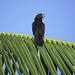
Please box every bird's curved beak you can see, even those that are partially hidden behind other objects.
[42,14,45,17]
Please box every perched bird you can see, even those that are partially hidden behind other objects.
[32,13,45,47]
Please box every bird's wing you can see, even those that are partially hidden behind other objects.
[32,22,36,35]
[43,23,45,37]
[33,22,45,37]
[41,23,45,37]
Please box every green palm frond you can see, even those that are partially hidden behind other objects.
[0,32,75,75]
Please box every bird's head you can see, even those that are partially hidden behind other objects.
[35,13,45,21]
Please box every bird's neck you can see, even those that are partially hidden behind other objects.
[35,18,42,22]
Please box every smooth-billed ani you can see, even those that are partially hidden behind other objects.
[32,13,45,47]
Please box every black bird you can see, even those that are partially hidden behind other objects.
[32,13,45,47]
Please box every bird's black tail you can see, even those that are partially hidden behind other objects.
[35,33,44,47]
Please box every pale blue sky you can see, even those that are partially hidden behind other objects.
[0,0,75,42]
[0,0,75,75]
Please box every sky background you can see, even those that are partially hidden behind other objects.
[0,0,75,42]
[0,0,75,75]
